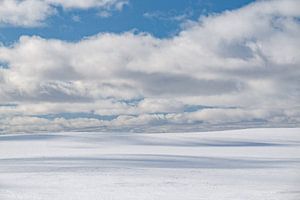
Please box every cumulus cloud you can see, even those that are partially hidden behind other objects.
[0,0,300,133]
[0,0,53,27]
[0,0,128,27]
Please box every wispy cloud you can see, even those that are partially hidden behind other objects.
[0,0,128,27]
[143,9,194,22]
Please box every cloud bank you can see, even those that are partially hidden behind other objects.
[0,0,300,133]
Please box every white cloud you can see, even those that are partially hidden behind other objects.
[0,0,128,27]
[98,10,112,18]
[46,0,128,10]
[0,0,54,27]
[45,0,128,10]
[143,9,193,22]
[0,0,300,133]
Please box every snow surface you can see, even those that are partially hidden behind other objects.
[0,128,300,200]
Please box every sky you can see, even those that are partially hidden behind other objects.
[0,0,299,133]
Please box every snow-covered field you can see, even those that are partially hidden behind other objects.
[0,128,300,200]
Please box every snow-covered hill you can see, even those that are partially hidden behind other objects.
[1,128,300,200]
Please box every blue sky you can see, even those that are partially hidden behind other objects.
[0,0,299,133]
[1,0,255,44]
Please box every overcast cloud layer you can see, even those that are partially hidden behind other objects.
[0,0,300,133]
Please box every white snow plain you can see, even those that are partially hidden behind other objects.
[0,128,300,200]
